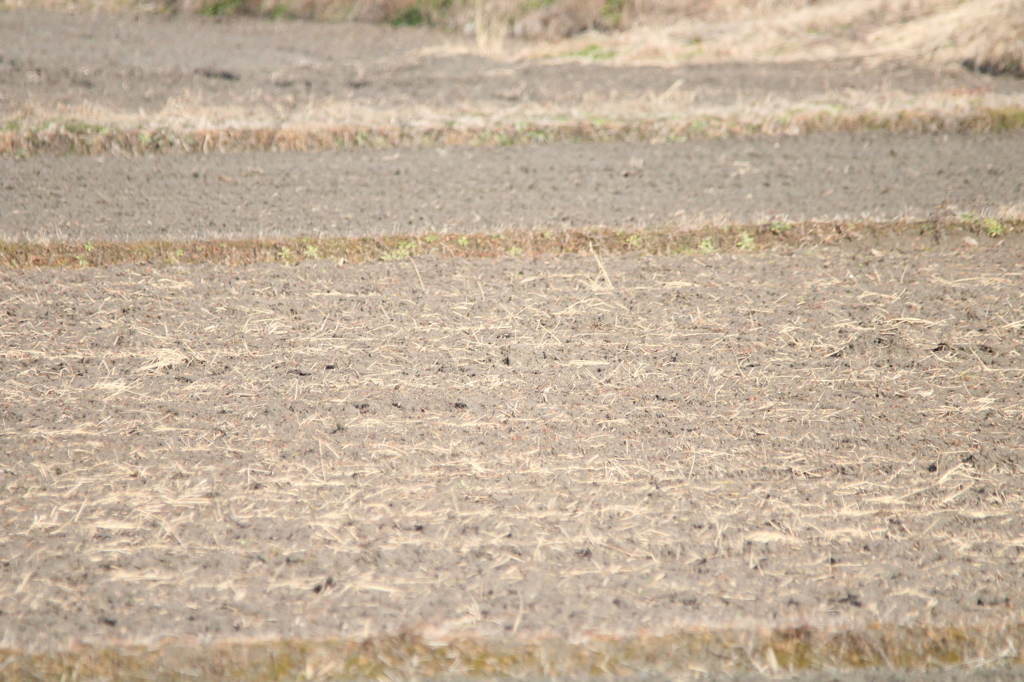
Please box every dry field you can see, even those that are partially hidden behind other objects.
[3,224,1024,679]
[2,2,1024,681]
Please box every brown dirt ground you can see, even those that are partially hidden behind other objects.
[3,235,1024,651]
[3,8,1024,681]
[3,131,1024,242]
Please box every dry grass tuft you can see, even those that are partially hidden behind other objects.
[522,0,1024,72]
[959,0,1024,77]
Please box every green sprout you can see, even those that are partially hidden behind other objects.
[982,218,1005,238]
[569,45,615,60]
[381,240,415,261]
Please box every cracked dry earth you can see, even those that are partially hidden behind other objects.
[2,235,1023,651]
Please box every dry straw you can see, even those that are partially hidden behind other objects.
[3,225,1024,673]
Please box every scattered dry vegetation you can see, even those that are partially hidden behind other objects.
[549,0,1024,73]
[4,102,1024,157]
[2,0,1023,676]
[3,0,1022,156]
[3,0,1021,74]
[2,626,1023,680]
[3,226,1024,675]
[1,218,1020,268]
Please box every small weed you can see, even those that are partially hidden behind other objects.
[391,6,424,26]
[456,236,471,248]
[736,231,755,250]
[303,244,321,259]
[381,240,415,261]
[982,218,1005,238]
[423,234,440,243]
[698,237,716,254]
[174,248,184,260]
[542,230,554,240]
[989,108,1024,130]
[198,0,245,16]
[568,45,615,60]
[770,221,793,235]
[84,242,95,252]
[626,234,642,249]
[62,120,101,135]
[277,246,295,262]
[600,0,627,27]
[507,245,524,257]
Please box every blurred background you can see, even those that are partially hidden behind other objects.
[2,0,1022,75]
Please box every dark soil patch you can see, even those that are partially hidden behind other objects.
[3,131,1024,242]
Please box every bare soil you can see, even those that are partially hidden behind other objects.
[2,8,1024,681]
[3,132,1024,242]
[3,238,1024,651]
